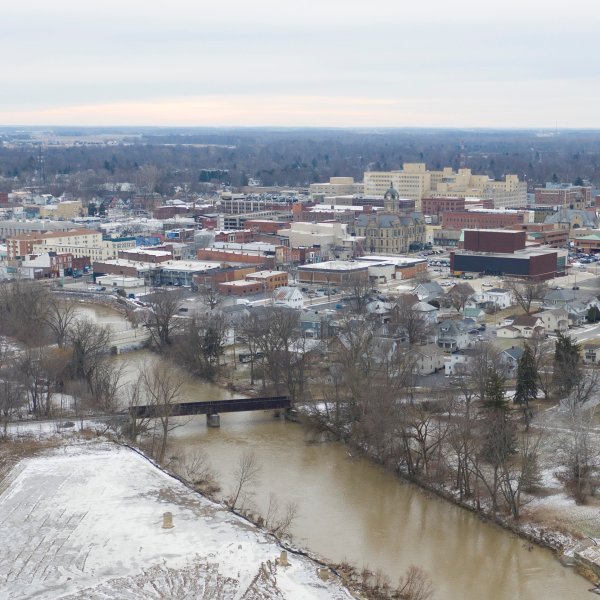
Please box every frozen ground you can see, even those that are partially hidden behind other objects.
[0,441,354,599]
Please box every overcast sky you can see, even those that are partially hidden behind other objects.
[2,0,599,128]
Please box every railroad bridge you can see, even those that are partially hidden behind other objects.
[129,395,291,427]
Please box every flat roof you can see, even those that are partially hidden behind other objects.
[299,260,368,272]
[161,260,221,272]
[220,280,260,287]
[355,255,427,267]
[95,259,158,270]
[122,249,171,257]
[453,247,559,260]
[246,270,286,278]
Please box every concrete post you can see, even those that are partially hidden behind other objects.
[206,413,220,428]
[162,512,174,529]
[318,567,330,581]
[279,550,289,566]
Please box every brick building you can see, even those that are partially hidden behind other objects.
[218,280,264,296]
[451,247,561,280]
[245,270,288,291]
[463,229,526,253]
[442,210,525,230]
[118,248,173,263]
[534,185,592,208]
[421,197,465,217]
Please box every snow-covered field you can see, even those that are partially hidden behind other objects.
[0,441,354,599]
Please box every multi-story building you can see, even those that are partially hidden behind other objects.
[31,229,104,262]
[450,247,564,280]
[277,222,362,260]
[245,270,288,291]
[364,163,432,205]
[354,184,425,254]
[421,196,465,218]
[442,209,529,230]
[309,177,364,200]
[534,183,592,208]
[13,229,136,262]
[355,212,425,254]
[39,200,83,219]
[364,163,527,209]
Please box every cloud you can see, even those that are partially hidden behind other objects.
[2,0,600,127]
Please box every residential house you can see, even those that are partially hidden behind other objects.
[510,315,545,339]
[273,286,305,309]
[413,281,444,303]
[583,345,600,364]
[496,325,521,339]
[536,308,569,333]
[469,288,513,311]
[299,309,334,339]
[543,288,577,307]
[562,301,592,327]
[436,319,471,352]
[414,344,445,375]
[501,346,524,377]
[444,348,479,376]
[412,301,439,325]
[463,306,486,321]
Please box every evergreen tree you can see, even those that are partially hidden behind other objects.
[587,305,600,323]
[514,343,537,430]
[553,333,581,397]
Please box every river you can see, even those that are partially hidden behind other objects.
[85,304,589,599]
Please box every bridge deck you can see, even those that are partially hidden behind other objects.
[130,396,290,419]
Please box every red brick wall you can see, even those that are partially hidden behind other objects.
[529,252,558,280]
[196,248,273,268]
[421,197,465,216]
[464,230,526,253]
[443,211,524,229]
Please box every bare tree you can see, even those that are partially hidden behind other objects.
[555,372,600,503]
[389,294,433,345]
[144,290,183,348]
[197,282,222,312]
[447,282,474,312]
[139,361,185,463]
[229,450,261,511]
[263,493,298,537]
[18,346,68,416]
[395,565,434,600]
[0,279,49,345]
[529,337,555,401]
[0,353,25,437]
[343,273,372,314]
[498,430,543,518]
[173,314,227,380]
[43,296,77,347]
[67,318,110,385]
[88,359,127,412]
[174,449,220,496]
[504,279,547,315]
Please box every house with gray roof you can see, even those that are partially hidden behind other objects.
[436,319,471,352]
[502,346,524,377]
[413,281,444,303]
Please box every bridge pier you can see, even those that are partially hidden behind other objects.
[206,413,220,428]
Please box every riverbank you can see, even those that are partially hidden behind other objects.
[0,436,357,600]
[299,410,599,586]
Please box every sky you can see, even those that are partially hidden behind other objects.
[2,0,599,128]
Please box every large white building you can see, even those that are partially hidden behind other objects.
[30,229,136,262]
[308,177,364,199]
[277,221,361,259]
[363,163,527,209]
